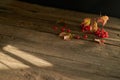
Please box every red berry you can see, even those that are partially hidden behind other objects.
[66,29,71,33]
[83,34,88,39]
[53,26,58,31]
[85,26,91,31]
[101,29,105,33]
[101,34,105,38]
[81,26,91,32]
[74,35,80,39]
[95,28,101,35]
[98,34,101,37]
[104,31,108,35]
[82,29,85,32]
[95,28,109,38]
[101,40,105,43]
[61,27,66,32]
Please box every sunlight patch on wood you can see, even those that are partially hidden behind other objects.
[0,63,10,70]
[0,52,29,70]
[3,45,53,67]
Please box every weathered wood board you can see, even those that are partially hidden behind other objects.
[0,1,120,80]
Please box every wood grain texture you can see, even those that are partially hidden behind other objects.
[0,1,120,80]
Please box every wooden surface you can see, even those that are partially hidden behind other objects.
[0,1,120,80]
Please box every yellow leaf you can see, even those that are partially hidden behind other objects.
[91,21,98,32]
[97,16,109,26]
[81,18,91,26]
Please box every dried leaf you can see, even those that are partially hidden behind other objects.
[59,32,66,37]
[94,39,105,44]
[59,32,72,40]
[81,18,91,26]
[63,35,71,40]
[94,39,101,43]
[97,16,109,26]
[90,21,98,32]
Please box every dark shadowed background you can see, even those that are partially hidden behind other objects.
[19,0,120,18]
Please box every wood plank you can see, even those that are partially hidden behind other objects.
[0,0,120,80]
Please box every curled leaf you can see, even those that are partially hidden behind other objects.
[63,35,71,40]
[90,21,98,32]
[59,32,72,40]
[97,16,109,26]
[81,18,91,26]
[59,32,66,37]
[94,39,105,44]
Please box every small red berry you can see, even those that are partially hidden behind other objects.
[61,27,66,32]
[83,34,88,39]
[101,34,105,38]
[82,29,85,32]
[66,29,71,33]
[74,35,80,39]
[53,26,58,31]
[84,26,91,31]
[101,39,105,43]
[101,29,105,33]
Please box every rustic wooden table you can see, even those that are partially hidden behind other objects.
[0,1,120,80]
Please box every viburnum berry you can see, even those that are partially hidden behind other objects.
[83,34,88,39]
[66,29,71,33]
[101,39,105,43]
[81,26,91,32]
[53,26,58,31]
[82,29,85,32]
[85,26,91,31]
[61,27,66,32]
[95,28,109,38]
[74,35,80,39]
[101,29,105,32]
[95,28,101,35]
[101,31,109,38]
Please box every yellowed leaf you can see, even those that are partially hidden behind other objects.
[90,21,98,32]
[81,18,91,26]
[97,16,109,26]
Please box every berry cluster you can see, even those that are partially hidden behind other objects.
[52,16,109,44]
[53,24,89,40]
[81,25,91,32]
[95,28,109,38]
[53,25,71,33]
[80,16,109,39]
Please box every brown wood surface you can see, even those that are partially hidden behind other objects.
[0,1,120,80]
